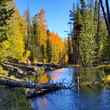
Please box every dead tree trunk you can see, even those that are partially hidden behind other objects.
[99,0,110,36]
[105,0,110,24]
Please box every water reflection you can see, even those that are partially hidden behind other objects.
[78,88,110,110]
[32,89,78,110]
[32,68,110,110]
[79,67,105,84]
[48,68,74,86]
[32,87,110,110]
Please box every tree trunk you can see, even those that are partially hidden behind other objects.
[105,0,110,25]
[99,0,110,36]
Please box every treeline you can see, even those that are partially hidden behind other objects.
[66,0,110,67]
[30,9,65,64]
[0,0,65,64]
[2,0,110,67]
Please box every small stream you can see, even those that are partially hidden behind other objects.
[31,68,110,110]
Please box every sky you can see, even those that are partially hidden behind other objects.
[15,0,74,38]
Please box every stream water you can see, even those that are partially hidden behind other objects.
[31,68,110,110]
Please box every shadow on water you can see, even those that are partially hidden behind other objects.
[31,67,110,110]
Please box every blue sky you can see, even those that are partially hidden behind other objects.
[15,0,75,38]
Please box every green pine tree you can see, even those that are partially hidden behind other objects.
[0,0,14,42]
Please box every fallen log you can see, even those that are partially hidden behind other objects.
[3,61,34,70]
[26,86,61,98]
[1,62,37,76]
[4,61,64,69]
[0,78,63,90]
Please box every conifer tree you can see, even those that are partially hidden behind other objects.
[0,0,14,42]
[32,9,47,63]
[46,30,52,63]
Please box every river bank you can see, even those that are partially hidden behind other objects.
[0,66,110,110]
